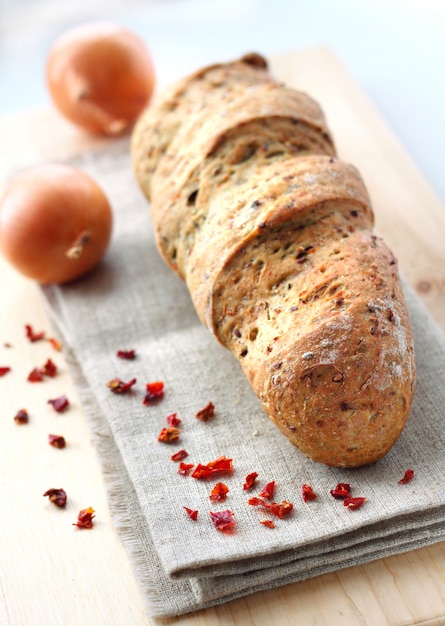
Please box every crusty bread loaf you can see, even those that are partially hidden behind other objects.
[131,53,416,468]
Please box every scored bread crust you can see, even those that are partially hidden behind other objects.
[131,53,416,468]
[132,53,274,201]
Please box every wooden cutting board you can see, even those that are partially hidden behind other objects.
[0,46,444,626]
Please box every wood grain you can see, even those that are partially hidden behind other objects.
[0,47,444,626]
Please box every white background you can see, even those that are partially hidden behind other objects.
[1,0,444,205]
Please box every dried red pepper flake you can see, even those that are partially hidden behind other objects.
[158,426,180,443]
[210,482,229,502]
[191,455,233,480]
[166,412,181,427]
[398,469,415,484]
[0,366,11,377]
[249,497,271,506]
[48,395,69,413]
[344,497,366,510]
[14,408,29,424]
[28,367,44,382]
[178,462,194,475]
[195,401,215,422]
[248,497,294,518]
[106,377,137,394]
[116,349,136,360]
[27,359,58,382]
[171,449,189,462]
[209,509,236,532]
[243,472,259,490]
[48,434,66,448]
[260,519,275,529]
[43,487,67,508]
[48,337,62,351]
[143,381,164,404]
[73,507,95,529]
[259,480,276,499]
[302,483,317,502]
[40,358,57,377]
[184,507,198,521]
[25,324,45,342]
[330,482,352,499]
[266,501,294,519]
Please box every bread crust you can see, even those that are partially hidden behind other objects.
[131,54,416,467]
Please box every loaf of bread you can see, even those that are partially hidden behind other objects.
[131,53,416,468]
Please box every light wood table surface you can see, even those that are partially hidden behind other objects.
[1,47,445,626]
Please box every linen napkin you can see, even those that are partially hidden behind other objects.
[43,139,445,618]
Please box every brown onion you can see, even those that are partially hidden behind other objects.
[46,22,155,135]
[0,163,113,284]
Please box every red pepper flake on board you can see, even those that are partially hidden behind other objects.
[27,359,58,382]
[48,395,69,413]
[330,483,352,499]
[184,507,198,521]
[48,337,62,351]
[195,401,215,422]
[40,358,57,378]
[248,497,294,519]
[158,427,180,443]
[178,462,194,475]
[73,507,95,529]
[243,472,259,490]
[210,482,229,502]
[0,366,11,377]
[191,455,233,480]
[106,377,137,394]
[171,449,189,462]
[302,483,317,502]
[43,488,67,508]
[25,324,45,342]
[28,367,44,382]
[209,509,236,532]
[143,381,164,404]
[116,349,136,360]
[14,408,29,424]
[166,413,181,427]
[259,480,276,499]
[344,497,366,510]
[260,520,275,529]
[48,434,66,448]
[398,469,415,484]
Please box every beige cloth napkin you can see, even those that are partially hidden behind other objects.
[43,140,445,618]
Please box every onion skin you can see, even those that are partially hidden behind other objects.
[0,163,113,284]
[46,22,155,135]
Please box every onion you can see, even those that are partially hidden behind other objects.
[46,22,155,135]
[0,163,113,284]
